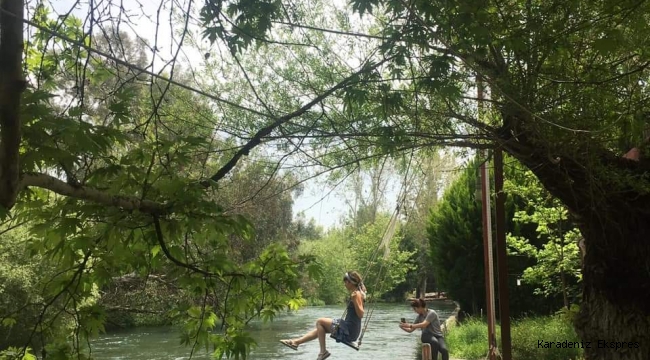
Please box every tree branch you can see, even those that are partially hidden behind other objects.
[2,9,269,118]
[206,57,392,185]
[153,214,216,277]
[0,0,25,210]
[539,60,650,85]
[20,172,169,214]
[272,20,388,40]
[152,214,277,281]
[103,306,164,314]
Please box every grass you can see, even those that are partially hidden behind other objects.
[445,312,584,360]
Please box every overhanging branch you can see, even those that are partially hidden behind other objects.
[20,172,169,214]
[153,214,215,277]
[151,214,280,282]
[206,56,393,185]
[0,7,269,118]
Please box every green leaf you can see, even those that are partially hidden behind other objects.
[1,318,17,328]
[151,244,161,258]
[593,37,616,55]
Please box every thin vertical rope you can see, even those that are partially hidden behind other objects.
[333,151,415,348]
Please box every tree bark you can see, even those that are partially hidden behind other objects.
[20,172,168,214]
[503,137,650,359]
[578,236,586,265]
[572,204,650,360]
[0,0,25,210]
[575,283,650,360]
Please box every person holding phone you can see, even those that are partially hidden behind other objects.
[399,298,449,360]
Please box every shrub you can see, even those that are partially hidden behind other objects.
[445,317,494,360]
[511,315,583,360]
[445,314,584,360]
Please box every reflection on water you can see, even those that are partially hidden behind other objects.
[91,301,456,360]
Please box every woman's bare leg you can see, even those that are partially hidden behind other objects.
[291,318,332,348]
[292,328,317,345]
[316,318,333,354]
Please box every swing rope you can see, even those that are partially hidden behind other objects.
[357,202,401,345]
[333,151,416,350]
[332,201,403,350]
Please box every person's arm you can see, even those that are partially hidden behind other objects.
[351,291,365,318]
[399,315,424,333]
[409,319,431,330]
[409,313,432,330]
[399,322,415,333]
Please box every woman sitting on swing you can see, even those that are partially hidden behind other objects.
[280,271,366,360]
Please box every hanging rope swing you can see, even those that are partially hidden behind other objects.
[330,201,402,351]
[330,153,416,351]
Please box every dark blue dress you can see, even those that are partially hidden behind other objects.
[331,297,363,343]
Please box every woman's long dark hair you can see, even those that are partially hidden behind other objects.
[410,298,427,309]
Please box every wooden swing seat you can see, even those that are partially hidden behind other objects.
[329,334,360,351]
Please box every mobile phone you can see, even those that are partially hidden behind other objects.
[401,318,406,323]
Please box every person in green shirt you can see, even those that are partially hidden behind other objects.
[399,298,449,360]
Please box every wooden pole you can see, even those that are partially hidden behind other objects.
[422,343,431,360]
[480,153,497,360]
[477,75,497,360]
[494,148,512,360]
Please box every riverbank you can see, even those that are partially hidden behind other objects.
[444,311,584,360]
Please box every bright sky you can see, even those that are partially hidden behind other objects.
[294,169,403,229]
[36,0,447,229]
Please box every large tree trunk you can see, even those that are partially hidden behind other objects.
[575,287,650,360]
[0,0,25,210]
[573,204,650,360]
[505,139,650,359]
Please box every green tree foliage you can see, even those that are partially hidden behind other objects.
[428,161,485,314]
[300,213,415,304]
[0,348,37,360]
[397,150,459,298]
[506,169,582,308]
[0,225,54,354]
[0,6,321,358]
[4,0,650,356]
[299,231,353,305]
[349,214,416,298]
[98,160,303,330]
[428,157,571,316]
[292,213,323,242]
[212,161,301,261]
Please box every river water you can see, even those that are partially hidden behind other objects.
[90,301,456,360]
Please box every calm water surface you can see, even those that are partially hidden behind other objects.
[91,301,456,360]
